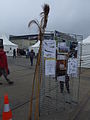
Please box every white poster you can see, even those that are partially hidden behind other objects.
[43,40,56,58]
[58,42,66,48]
[67,58,78,77]
[45,59,56,76]
[57,54,67,60]
[57,75,65,82]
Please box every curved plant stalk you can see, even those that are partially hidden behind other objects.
[28,4,50,120]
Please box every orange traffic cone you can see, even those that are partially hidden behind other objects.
[2,94,12,120]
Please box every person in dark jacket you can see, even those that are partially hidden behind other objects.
[13,49,16,59]
[0,45,14,85]
[29,49,35,66]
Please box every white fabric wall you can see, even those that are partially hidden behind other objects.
[81,43,90,68]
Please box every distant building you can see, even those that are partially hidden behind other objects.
[9,34,38,49]
[9,31,76,49]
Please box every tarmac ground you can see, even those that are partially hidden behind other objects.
[0,56,90,120]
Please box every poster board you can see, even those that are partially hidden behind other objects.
[45,59,56,76]
[43,40,56,76]
[56,53,67,82]
[43,40,56,59]
[56,40,79,81]
[67,58,78,77]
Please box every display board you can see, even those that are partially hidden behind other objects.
[43,40,56,76]
[39,34,83,117]
[56,40,78,93]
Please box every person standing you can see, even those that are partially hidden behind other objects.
[26,49,29,58]
[29,49,35,66]
[0,39,14,85]
[13,49,16,59]
[59,74,70,93]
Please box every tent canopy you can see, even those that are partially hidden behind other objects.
[29,40,40,56]
[31,40,40,48]
[83,36,90,44]
[82,36,90,68]
[0,35,18,56]
[0,35,18,46]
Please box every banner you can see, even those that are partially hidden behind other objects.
[43,40,56,76]
[67,58,78,77]
[45,59,56,76]
[43,40,56,58]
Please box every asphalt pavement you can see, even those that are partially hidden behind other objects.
[0,56,90,120]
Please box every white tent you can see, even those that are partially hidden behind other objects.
[0,35,18,56]
[29,40,40,56]
[81,36,90,68]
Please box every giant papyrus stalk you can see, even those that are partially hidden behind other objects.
[28,4,50,120]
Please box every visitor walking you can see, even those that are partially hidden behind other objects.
[0,39,14,85]
[13,49,16,59]
[29,49,35,66]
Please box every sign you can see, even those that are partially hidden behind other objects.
[57,54,67,60]
[43,40,56,76]
[67,58,78,77]
[57,75,65,82]
[45,59,56,76]
[43,40,56,58]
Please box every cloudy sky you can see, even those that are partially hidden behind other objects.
[0,0,90,38]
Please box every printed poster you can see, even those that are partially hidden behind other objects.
[43,40,56,58]
[45,59,56,76]
[67,58,78,77]
[57,75,65,82]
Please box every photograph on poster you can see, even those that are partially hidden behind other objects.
[58,42,69,53]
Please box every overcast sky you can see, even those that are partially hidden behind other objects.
[0,0,90,38]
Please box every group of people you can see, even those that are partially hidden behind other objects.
[0,45,35,85]
[0,37,70,94]
[13,47,35,66]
